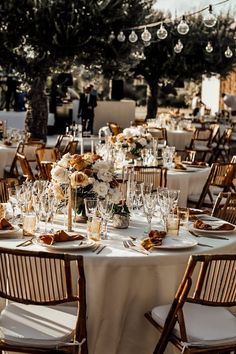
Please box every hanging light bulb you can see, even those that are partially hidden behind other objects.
[108,31,115,42]
[117,31,126,42]
[225,46,233,58]
[129,30,138,43]
[156,23,168,40]
[203,5,217,28]
[174,39,183,53]
[177,16,189,35]
[141,27,152,42]
[205,41,213,53]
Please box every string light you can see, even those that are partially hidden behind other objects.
[108,31,115,42]
[117,31,126,42]
[205,41,213,53]
[128,30,138,43]
[224,46,233,58]
[203,5,217,28]
[177,16,189,35]
[141,27,152,42]
[174,40,183,53]
[156,23,168,40]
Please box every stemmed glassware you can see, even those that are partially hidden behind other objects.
[142,191,157,234]
[84,198,98,221]
[97,197,114,239]
[157,188,180,230]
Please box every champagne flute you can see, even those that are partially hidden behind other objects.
[97,198,114,240]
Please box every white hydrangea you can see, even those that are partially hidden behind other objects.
[93,180,109,197]
[108,188,122,204]
[138,137,147,147]
[97,170,113,183]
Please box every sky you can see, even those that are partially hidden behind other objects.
[153,0,233,16]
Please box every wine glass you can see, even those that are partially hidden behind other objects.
[97,198,114,240]
[84,198,98,221]
[142,192,157,234]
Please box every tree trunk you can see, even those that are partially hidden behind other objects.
[25,76,48,142]
[146,82,158,119]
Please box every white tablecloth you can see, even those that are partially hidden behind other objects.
[0,144,16,177]
[167,167,210,207]
[0,214,235,354]
[167,130,193,151]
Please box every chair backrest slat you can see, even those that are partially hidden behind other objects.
[0,248,81,305]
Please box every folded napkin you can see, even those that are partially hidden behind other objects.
[175,163,187,170]
[141,230,166,250]
[0,218,13,230]
[193,219,234,231]
[39,230,85,245]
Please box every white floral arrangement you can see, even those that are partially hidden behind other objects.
[50,152,122,203]
[109,127,153,159]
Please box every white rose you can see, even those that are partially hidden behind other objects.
[93,159,112,172]
[58,153,71,168]
[108,188,122,204]
[97,170,113,182]
[93,181,109,197]
[51,165,69,184]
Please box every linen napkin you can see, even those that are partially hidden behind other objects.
[193,219,235,231]
[0,218,13,230]
[39,230,85,245]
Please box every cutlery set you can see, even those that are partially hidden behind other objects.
[123,240,149,255]
[92,244,106,254]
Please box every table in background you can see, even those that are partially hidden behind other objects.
[0,143,16,177]
[0,214,235,354]
[167,167,210,207]
[166,129,193,151]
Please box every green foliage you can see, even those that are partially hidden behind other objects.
[112,201,130,215]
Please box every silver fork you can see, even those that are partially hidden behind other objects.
[123,240,149,255]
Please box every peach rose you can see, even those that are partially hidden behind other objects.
[70,171,90,188]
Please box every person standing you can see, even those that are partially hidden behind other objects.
[78,85,97,134]
[191,92,201,117]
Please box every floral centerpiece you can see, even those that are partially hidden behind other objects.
[50,152,122,228]
[109,126,153,160]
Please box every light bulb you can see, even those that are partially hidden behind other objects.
[129,30,138,43]
[225,46,233,58]
[177,16,189,35]
[108,31,115,42]
[203,5,217,28]
[156,23,168,40]
[174,39,183,53]
[205,41,213,53]
[141,27,152,42]
[117,31,126,42]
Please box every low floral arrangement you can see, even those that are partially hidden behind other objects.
[109,127,153,159]
[50,152,122,204]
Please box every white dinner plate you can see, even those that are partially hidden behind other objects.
[191,222,235,234]
[0,225,20,235]
[34,238,95,250]
[153,237,198,250]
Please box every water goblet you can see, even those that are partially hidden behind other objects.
[142,192,157,234]
[84,198,98,221]
[97,198,114,240]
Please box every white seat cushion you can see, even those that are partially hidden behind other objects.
[151,302,236,347]
[0,303,77,348]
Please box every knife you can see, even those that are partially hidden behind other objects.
[129,245,150,255]
[188,230,229,240]
[197,242,213,248]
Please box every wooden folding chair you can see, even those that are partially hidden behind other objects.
[55,134,74,155]
[186,127,213,161]
[212,191,236,225]
[108,122,122,136]
[133,166,167,190]
[210,128,233,163]
[16,152,36,181]
[145,254,236,354]
[36,147,59,179]
[148,127,167,148]
[0,247,88,354]
[188,162,236,209]
[63,140,79,155]
[0,179,9,203]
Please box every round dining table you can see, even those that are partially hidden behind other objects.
[0,213,235,354]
